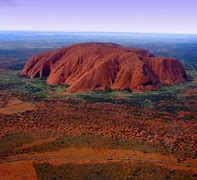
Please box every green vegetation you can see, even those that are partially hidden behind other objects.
[0,71,69,101]
[0,131,56,157]
[34,161,195,180]
[1,32,197,180]
[15,134,177,156]
[0,133,33,156]
[1,69,197,119]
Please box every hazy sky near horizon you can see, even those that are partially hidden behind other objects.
[0,0,196,34]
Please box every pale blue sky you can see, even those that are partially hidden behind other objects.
[0,0,196,34]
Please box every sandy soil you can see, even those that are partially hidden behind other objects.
[0,161,37,180]
[0,96,196,179]
[0,98,36,115]
[0,100,196,156]
[0,147,196,179]
[17,137,55,150]
[7,148,197,174]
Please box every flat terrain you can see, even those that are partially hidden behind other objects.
[0,32,197,179]
[0,68,197,179]
[0,97,36,115]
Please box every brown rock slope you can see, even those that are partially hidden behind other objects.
[20,42,186,93]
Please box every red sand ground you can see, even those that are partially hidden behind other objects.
[0,147,196,179]
[0,97,196,179]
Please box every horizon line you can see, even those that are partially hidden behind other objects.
[0,30,197,36]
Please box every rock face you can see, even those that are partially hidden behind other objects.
[20,42,186,93]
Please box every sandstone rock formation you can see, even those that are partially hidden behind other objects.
[20,42,186,93]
